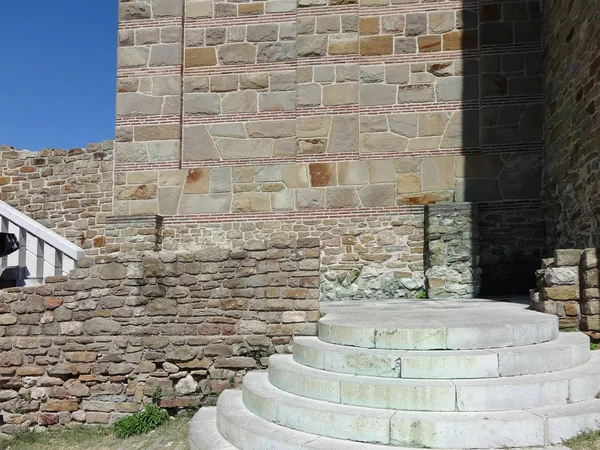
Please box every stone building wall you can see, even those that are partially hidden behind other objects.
[0,143,114,255]
[0,243,318,431]
[111,0,546,295]
[542,0,600,249]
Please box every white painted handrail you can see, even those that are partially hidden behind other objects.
[0,200,85,286]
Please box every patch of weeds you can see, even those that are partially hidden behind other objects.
[591,342,598,351]
[151,387,162,406]
[562,327,580,332]
[562,427,600,449]
[113,387,168,439]
[228,375,236,388]
[245,347,270,364]
[113,403,169,439]
[415,291,427,299]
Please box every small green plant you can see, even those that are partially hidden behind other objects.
[591,342,598,351]
[113,403,169,439]
[245,347,270,363]
[415,291,427,299]
[151,387,162,406]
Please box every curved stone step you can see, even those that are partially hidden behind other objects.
[190,393,581,449]
[269,353,600,411]
[241,371,549,448]
[215,390,426,450]
[318,304,558,350]
[189,407,236,450]
[293,332,590,379]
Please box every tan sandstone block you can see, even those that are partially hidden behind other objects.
[328,36,359,55]
[309,163,337,187]
[183,169,210,194]
[396,173,421,194]
[418,35,441,52]
[283,165,310,188]
[369,160,396,183]
[442,30,478,51]
[239,3,264,15]
[360,36,394,56]
[422,157,454,191]
[185,48,217,67]
[338,161,369,185]
[360,17,380,35]
[418,112,451,137]
[323,83,359,106]
[134,124,180,141]
[326,186,360,208]
[543,286,580,301]
[297,117,331,138]
[232,192,271,212]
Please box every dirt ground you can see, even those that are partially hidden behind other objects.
[0,415,189,450]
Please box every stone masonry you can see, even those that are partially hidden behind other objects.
[0,241,319,431]
[531,249,600,338]
[542,0,600,250]
[0,143,114,255]
[111,0,546,295]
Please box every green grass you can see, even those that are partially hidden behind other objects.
[563,428,600,450]
[0,414,190,450]
[113,403,169,438]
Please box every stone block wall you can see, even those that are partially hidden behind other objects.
[531,249,600,336]
[0,242,318,432]
[0,143,114,255]
[425,203,480,298]
[542,0,600,250]
[110,0,546,295]
[161,212,426,301]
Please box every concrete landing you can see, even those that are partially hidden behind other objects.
[319,300,558,349]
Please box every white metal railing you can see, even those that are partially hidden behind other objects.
[0,201,85,286]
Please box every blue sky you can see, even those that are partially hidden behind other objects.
[0,2,118,151]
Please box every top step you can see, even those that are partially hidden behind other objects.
[318,300,559,350]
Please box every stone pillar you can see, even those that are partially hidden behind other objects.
[530,249,581,329]
[115,0,184,216]
[425,203,481,298]
[580,249,600,337]
[105,215,163,253]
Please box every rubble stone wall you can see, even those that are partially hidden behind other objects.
[542,0,600,249]
[0,143,114,255]
[0,243,319,431]
[531,249,600,337]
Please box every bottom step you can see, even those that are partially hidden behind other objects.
[189,391,578,450]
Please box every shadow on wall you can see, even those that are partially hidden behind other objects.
[458,0,546,297]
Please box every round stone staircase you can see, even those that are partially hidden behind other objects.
[189,300,600,449]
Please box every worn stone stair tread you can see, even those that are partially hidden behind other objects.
[214,390,458,450]
[241,371,555,447]
[293,332,589,379]
[189,407,236,450]
[318,303,558,350]
[189,393,578,450]
[269,352,600,411]
[529,398,600,444]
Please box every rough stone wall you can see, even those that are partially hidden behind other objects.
[478,201,546,296]
[425,203,480,297]
[111,0,545,294]
[542,0,600,249]
[0,243,318,431]
[531,249,600,337]
[0,143,114,255]
[161,212,426,300]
